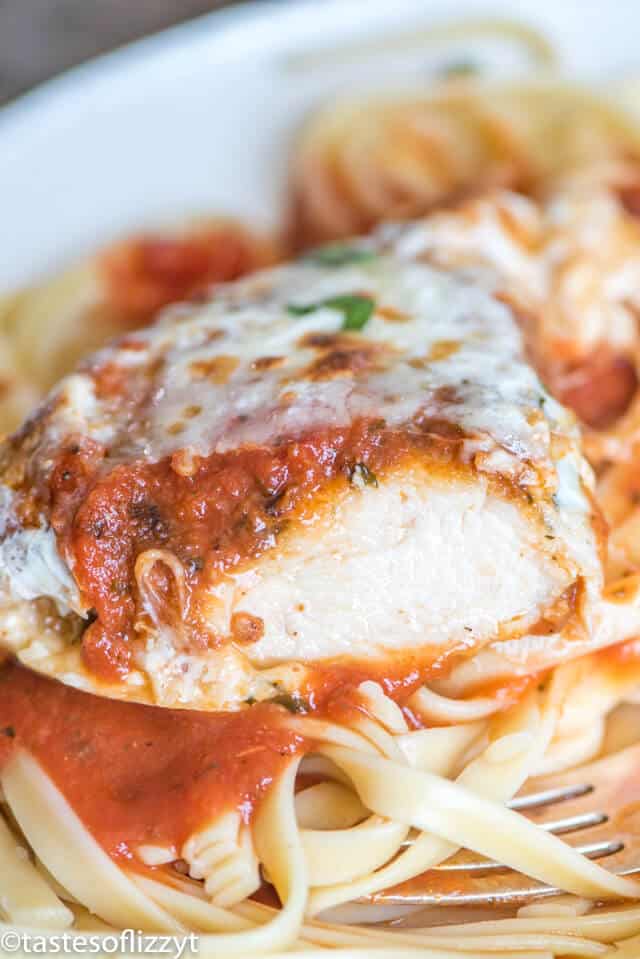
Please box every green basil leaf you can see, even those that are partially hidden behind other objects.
[287,294,375,331]
[305,243,376,267]
[338,295,375,331]
[286,302,317,317]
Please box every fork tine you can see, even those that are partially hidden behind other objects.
[398,811,607,853]
[435,839,624,872]
[509,783,593,811]
[367,742,640,907]
[540,812,608,835]
[375,867,640,907]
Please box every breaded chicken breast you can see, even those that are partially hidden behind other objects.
[0,236,631,709]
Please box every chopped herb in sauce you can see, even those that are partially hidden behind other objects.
[287,294,375,331]
[271,692,309,714]
[349,462,379,489]
[1,726,15,738]
[305,243,376,267]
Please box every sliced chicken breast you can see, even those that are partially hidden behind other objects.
[0,238,623,709]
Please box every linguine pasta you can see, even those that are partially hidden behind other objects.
[1,662,640,957]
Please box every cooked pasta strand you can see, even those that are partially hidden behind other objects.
[0,813,72,928]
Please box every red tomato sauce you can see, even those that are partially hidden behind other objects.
[100,226,276,330]
[553,351,637,430]
[0,662,305,864]
[298,644,469,716]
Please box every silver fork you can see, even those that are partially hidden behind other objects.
[369,741,640,906]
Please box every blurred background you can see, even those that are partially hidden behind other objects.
[0,0,246,106]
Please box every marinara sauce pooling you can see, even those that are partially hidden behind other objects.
[0,662,304,864]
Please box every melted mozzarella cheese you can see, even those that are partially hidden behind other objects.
[383,183,640,357]
[114,255,573,473]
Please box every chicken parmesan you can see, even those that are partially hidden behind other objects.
[0,237,633,711]
[4,23,640,957]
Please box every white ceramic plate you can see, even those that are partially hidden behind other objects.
[1,0,640,289]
